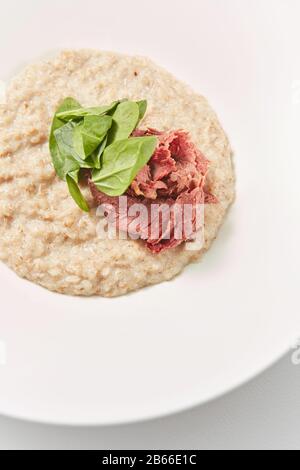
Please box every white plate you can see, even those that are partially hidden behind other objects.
[0,0,300,425]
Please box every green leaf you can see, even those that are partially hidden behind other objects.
[137,100,147,123]
[56,101,119,122]
[52,122,82,179]
[92,136,158,197]
[49,96,151,212]
[73,115,112,160]
[68,168,80,183]
[49,97,82,180]
[86,135,108,169]
[66,174,90,212]
[108,101,140,144]
[54,122,95,174]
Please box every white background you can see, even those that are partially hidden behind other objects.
[0,353,300,450]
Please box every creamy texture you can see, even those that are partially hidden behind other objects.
[0,50,235,297]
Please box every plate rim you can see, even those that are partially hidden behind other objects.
[0,342,292,426]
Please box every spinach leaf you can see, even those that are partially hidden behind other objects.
[91,136,157,197]
[137,100,147,123]
[66,174,89,212]
[73,115,113,160]
[68,168,80,183]
[54,122,95,173]
[49,97,82,180]
[108,101,140,144]
[86,135,108,170]
[52,122,82,179]
[50,96,151,212]
[56,101,119,122]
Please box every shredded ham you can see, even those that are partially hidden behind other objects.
[89,129,218,253]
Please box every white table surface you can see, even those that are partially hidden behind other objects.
[0,352,299,450]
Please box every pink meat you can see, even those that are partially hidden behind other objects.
[89,129,217,253]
